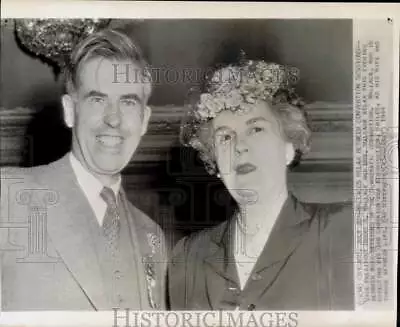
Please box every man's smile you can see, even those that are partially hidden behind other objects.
[96,134,124,147]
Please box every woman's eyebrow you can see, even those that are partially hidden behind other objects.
[214,118,270,133]
[246,117,269,125]
[214,125,231,134]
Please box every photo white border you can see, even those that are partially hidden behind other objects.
[0,1,399,20]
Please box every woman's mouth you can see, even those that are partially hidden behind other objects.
[235,163,257,175]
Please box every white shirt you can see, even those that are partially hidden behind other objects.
[69,152,121,226]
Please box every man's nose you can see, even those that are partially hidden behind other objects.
[103,105,121,128]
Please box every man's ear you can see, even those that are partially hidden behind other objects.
[62,94,75,128]
[285,142,295,166]
[140,105,152,136]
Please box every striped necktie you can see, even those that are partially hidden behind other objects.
[100,186,120,252]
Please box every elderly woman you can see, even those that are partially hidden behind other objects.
[168,59,354,311]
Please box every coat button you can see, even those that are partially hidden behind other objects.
[118,295,123,306]
[251,273,262,281]
[114,270,122,279]
[248,303,256,310]
[228,286,241,295]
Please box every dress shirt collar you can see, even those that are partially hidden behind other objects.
[69,152,121,225]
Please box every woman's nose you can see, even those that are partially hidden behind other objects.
[235,138,249,156]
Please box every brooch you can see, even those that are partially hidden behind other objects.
[144,232,161,309]
[144,254,157,309]
[147,232,161,255]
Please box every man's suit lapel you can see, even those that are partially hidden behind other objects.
[119,189,149,309]
[43,154,107,310]
[122,189,166,310]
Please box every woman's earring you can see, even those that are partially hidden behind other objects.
[216,173,221,178]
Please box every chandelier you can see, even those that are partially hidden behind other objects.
[14,19,111,73]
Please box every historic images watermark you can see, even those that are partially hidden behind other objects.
[0,182,261,265]
[111,63,300,86]
[112,308,299,327]
[0,182,60,263]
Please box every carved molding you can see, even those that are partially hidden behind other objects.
[0,102,352,178]
[0,102,353,168]
[131,102,353,172]
[0,102,353,207]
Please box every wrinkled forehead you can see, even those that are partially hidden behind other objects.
[76,57,149,97]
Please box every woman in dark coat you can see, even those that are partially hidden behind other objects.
[168,59,354,310]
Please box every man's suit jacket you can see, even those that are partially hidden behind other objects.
[169,195,354,310]
[0,154,167,311]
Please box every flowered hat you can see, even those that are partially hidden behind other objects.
[180,56,306,174]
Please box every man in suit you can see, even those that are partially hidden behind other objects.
[0,28,167,310]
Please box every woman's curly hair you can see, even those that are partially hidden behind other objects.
[180,59,312,175]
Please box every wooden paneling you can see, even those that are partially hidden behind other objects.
[1,102,353,240]
[127,102,353,202]
[1,102,352,192]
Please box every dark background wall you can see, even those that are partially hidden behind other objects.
[0,19,353,246]
[1,19,352,109]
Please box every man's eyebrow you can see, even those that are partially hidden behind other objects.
[246,117,269,125]
[84,90,107,99]
[120,93,142,103]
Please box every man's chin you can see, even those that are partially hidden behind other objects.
[89,153,129,175]
[91,160,125,176]
[96,165,124,175]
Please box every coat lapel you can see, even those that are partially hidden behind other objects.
[203,195,312,310]
[120,190,147,309]
[240,195,312,308]
[42,154,107,310]
[121,190,156,310]
[203,220,240,309]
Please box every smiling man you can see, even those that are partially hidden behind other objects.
[1,29,166,311]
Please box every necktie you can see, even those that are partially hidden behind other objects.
[100,186,120,252]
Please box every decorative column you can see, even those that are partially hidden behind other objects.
[15,189,59,263]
